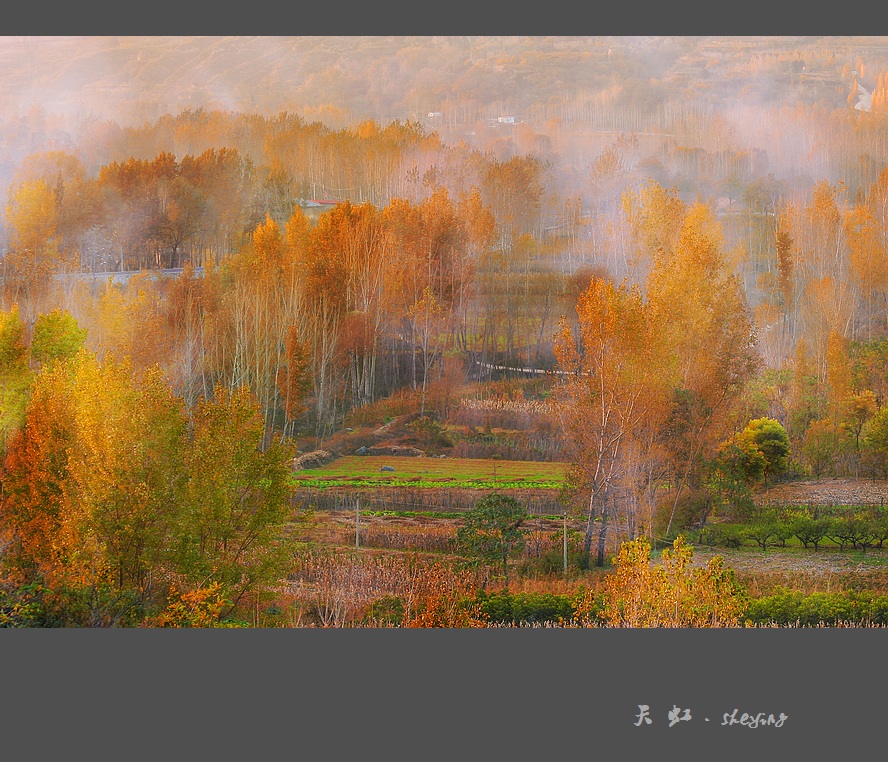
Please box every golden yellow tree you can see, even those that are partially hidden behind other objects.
[595,536,747,628]
[554,276,672,567]
[646,203,761,537]
[845,204,888,339]
[3,178,70,312]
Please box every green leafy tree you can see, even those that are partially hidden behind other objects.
[714,435,765,485]
[456,493,527,584]
[743,511,793,551]
[176,384,294,610]
[740,417,791,486]
[0,305,33,450]
[707,441,758,521]
[30,308,87,367]
[844,390,878,475]
[787,509,831,551]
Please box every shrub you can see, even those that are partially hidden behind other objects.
[597,536,748,627]
[407,415,453,452]
[362,595,406,627]
[745,589,888,626]
[703,524,746,548]
[476,590,575,625]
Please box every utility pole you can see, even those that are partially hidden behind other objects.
[563,511,568,577]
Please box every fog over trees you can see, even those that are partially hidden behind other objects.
[2,36,888,625]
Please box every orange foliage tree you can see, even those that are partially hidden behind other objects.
[554,275,672,567]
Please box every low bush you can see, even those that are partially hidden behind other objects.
[362,595,406,627]
[744,589,888,626]
[476,589,578,625]
[342,388,424,429]
[407,416,453,452]
[702,524,746,548]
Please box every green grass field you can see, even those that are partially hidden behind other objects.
[290,455,569,490]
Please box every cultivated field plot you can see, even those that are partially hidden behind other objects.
[757,478,888,506]
[692,546,888,577]
[290,456,570,490]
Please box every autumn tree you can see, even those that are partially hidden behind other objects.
[862,407,888,478]
[785,338,824,441]
[3,178,69,312]
[11,150,101,275]
[162,262,213,409]
[826,329,853,424]
[296,204,350,434]
[844,205,883,338]
[97,157,158,271]
[0,353,292,624]
[0,358,76,588]
[620,179,685,284]
[82,273,169,370]
[180,148,257,265]
[408,286,445,417]
[781,183,856,374]
[205,210,312,440]
[476,156,547,365]
[0,351,187,624]
[554,275,672,567]
[331,201,388,408]
[277,325,313,439]
[645,203,761,536]
[453,187,495,350]
[775,226,794,315]
[592,536,747,628]
[481,155,545,248]
[801,418,846,477]
[382,191,468,392]
[64,360,188,602]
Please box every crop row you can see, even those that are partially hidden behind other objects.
[292,476,565,490]
[459,396,554,415]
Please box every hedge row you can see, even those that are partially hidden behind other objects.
[744,589,888,626]
[475,590,579,625]
[472,589,888,627]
